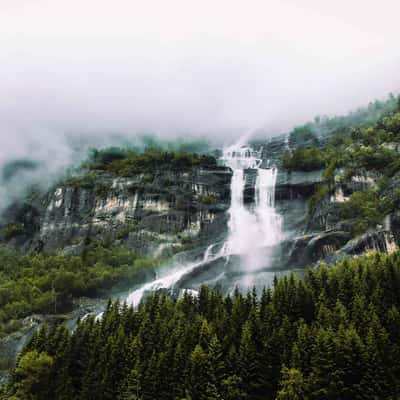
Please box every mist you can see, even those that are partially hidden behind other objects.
[1,0,400,211]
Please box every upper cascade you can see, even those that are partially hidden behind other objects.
[220,141,283,256]
[220,145,262,169]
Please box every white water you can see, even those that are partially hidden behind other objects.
[255,167,283,247]
[126,243,223,307]
[125,140,283,307]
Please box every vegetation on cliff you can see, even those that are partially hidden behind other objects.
[4,251,400,400]
[86,148,217,176]
[59,142,218,194]
[282,94,399,172]
[287,94,399,151]
[282,94,400,236]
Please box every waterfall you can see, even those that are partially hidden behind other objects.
[124,140,283,307]
[254,167,283,247]
[224,164,282,254]
[224,169,259,254]
[222,147,283,287]
[126,243,220,307]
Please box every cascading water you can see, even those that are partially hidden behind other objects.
[124,139,284,307]
[254,166,283,247]
[224,168,260,255]
[126,243,222,307]
[221,146,284,288]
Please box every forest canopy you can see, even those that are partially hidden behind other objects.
[4,251,400,400]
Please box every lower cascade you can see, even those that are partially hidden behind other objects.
[126,140,284,306]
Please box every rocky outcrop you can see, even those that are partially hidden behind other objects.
[260,134,289,164]
[324,229,397,264]
[287,231,352,266]
[1,166,232,257]
[275,170,323,200]
[306,196,344,232]
[254,134,400,268]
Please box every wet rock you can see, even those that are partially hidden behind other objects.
[275,170,323,200]
[307,196,343,232]
[381,171,400,199]
[288,231,351,266]
[325,230,398,264]
[243,168,258,203]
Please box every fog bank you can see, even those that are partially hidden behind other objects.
[1,0,399,210]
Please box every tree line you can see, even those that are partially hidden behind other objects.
[4,250,400,399]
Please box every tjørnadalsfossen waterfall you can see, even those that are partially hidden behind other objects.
[225,166,282,255]
[126,142,283,306]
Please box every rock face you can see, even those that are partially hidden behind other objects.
[1,166,232,258]
[324,229,397,264]
[275,170,323,200]
[257,135,400,268]
[243,168,258,203]
[2,136,400,270]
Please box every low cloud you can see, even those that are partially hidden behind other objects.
[0,0,399,211]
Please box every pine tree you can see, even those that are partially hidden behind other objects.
[189,344,221,400]
[276,367,309,400]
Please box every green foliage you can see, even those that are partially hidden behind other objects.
[1,223,26,241]
[93,150,216,177]
[8,251,400,400]
[283,94,400,237]
[140,135,210,154]
[339,190,382,236]
[0,245,161,337]
[308,184,329,215]
[339,187,400,236]
[281,148,326,172]
[62,172,97,189]
[83,142,215,178]
[290,94,399,146]
[61,144,216,190]
[289,126,320,147]
[276,368,308,400]
[13,351,54,400]
[283,94,400,174]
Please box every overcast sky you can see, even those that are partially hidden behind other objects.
[0,0,399,166]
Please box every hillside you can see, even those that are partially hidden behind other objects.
[1,95,400,398]
[0,148,231,375]
[276,95,400,266]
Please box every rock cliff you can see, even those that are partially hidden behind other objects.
[1,166,232,258]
